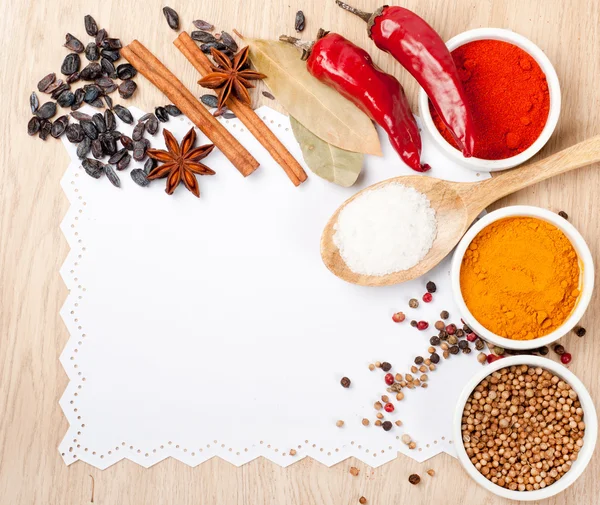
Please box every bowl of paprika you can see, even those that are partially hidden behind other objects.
[419,28,561,172]
[450,206,594,351]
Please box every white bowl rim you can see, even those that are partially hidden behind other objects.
[450,206,594,350]
[418,27,562,172]
[453,355,598,501]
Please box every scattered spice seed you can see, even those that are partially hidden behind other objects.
[381,395,389,402]
[396,392,404,401]
[295,10,306,32]
[575,326,586,337]
[374,420,382,427]
[375,361,381,368]
[558,210,569,219]
[449,345,459,355]
[193,19,214,31]
[384,403,394,413]
[422,292,433,303]
[262,91,275,100]
[381,362,392,372]
[430,353,440,364]
[475,339,484,350]
[382,421,393,431]
[553,344,565,355]
[392,311,405,323]
[289,449,296,456]
[395,420,402,426]
[368,363,375,371]
[426,281,436,293]
[408,474,421,485]
[560,352,572,364]
[340,377,351,388]
[417,321,429,330]
[429,336,440,346]
[336,420,345,428]
[362,418,370,426]
[349,466,360,476]
[162,6,180,30]
[414,356,423,365]
[466,333,478,342]
[409,298,419,308]
[486,354,502,363]
[401,434,411,445]
[410,320,418,327]
[408,442,416,450]
[434,321,445,331]
[446,324,456,335]
[477,352,487,364]
[359,497,367,505]
[427,469,435,477]
[440,310,449,320]
[384,373,394,385]
[538,346,549,355]
[493,346,505,355]
[374,401,383,410]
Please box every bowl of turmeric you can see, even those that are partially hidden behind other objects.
[451,206,594,350]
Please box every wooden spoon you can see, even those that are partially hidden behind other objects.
[321,135,600,286]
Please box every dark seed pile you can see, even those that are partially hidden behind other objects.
[28,15,138,143]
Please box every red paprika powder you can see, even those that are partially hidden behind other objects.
[430,39,550,160]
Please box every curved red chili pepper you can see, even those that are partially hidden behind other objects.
[282,32,429,172]
[336,1,476,158]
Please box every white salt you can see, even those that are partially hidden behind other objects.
[333,183,437,276]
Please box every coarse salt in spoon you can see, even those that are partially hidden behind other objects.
[321,135,600,286]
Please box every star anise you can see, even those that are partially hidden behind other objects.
[198,46,266,110]
[146,127,215,198]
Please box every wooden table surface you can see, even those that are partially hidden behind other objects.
[1,0,598,503]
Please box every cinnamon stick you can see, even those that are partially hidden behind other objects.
[121,40,259,177]
[174,32,307,187]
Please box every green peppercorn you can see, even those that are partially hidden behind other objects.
[493,346,505,356]
[448,335,458,345]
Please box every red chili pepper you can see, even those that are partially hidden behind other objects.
[336,1,475,157]
[281,31,429,172]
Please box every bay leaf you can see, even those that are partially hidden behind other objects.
[247,39,382,157]
[290,116,363,187]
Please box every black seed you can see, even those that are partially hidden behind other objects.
[155,106,169,122]
[222,112,236,119]
[80,62,103,80]
[28,116,42,136]
[66,123,85,143]
[120,134,133,150]
[77,136,92,158]
[162,6,180,30]
[295,10,305,32]
[101,57,117,78]
[146,116,159,135]
[91,139,103,158]
[66,72,81,84]
[193,19,214,31]
[50,83,70,100]
[133,140,148,161]
[200,94,218,108]
[118,80,137,99]
[131,168,150,186]
[105,164,120,187]
[558,210,569,220]
[165,104,181,117]
[220,31,238,52]
[81,119,99,139]
[85,42,100,61]
[108,148,128,164]
[64,33,84,53]
[83,85,101,103]
[100,49,120,62]
[50,115,69,138]
[143,157,156,175]
[95,28,108,46]
[191,31,216,44]
[84,15,98,36]
[96,77,117,93]
[61,53,81,75]
[72,89,85,109]
[104,109,116,131]
[103,95,113,109]
[44,79,64,94]
[92,112,107,133]
[101,134,117,155]
[113,105,133,124]
[102,38,122,50]
[39,120,52,140]
[262,91,275,100]
[57,90,75,107]
[37,73,56,92]
[30,92,40,113]
[82,158,104,178]
[116,63,137,80]
[132,121,145,141]
[200,42,230,54]
[139,113,154,122]
[116,152,131,171]
[36,101,57,119]
[89,98,104,108]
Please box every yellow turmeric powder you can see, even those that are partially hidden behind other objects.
[460,217,580,340]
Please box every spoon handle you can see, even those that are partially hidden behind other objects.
[463,135,600,218]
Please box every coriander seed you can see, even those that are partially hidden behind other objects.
[349,466,360,476]
[374,420,382,427]
[359,497,367,504]
[427,469,435,477]
[381,395,389,403]
[336,420,344,428]
[368,364,375,371]
[419,365,427,373]
[408,442,416,450]
[492,346,504,355]
[362,418,370,426]
[396,392,404,401]
[443,350,450,359]
[434,320,445,331]
[395,420,402,426]
[374,401,383,410]
[289,449,297,456]
[448,335,458,345]
[401,434,411,445]
[411,365,418,373]
[375,361,381,368]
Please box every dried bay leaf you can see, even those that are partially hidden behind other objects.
[290,116,363,187]
[247,39,381,156]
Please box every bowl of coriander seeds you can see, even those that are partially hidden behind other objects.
[453,356,597,500]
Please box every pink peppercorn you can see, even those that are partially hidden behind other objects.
[384,403,395,413]
[446,324,456,335]
[560,352,572,364]
[384,373,395,385]
[392,312,406,323]
[466,333,478,342]
[417,321,429,330]
[422,293,433,303]
[487,354,503,364]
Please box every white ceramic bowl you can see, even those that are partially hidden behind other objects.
[454,355,597,501]
[451,206,594,351]
[418,28,561,172]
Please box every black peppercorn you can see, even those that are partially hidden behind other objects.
[426,281,437,293]
[438,330,448,340]
[382,420,392,431]
[462,347,471,354]
[408,474,421,485]
[558,210,569,219]
[575,326,586,337]
[430,352,440,364]
[458,340,468,350]
[449,345,459,355]
[430,336,440,346]
[463,324,472,334]
[475,339,484,351]
[381,362,392,372]
[340,377,351,388]
[553,344,565,355]
[537,346,549,356]
[414,356,424,365]
[440,310,449,320]
[456,329,465,338]
[410,320,418,327]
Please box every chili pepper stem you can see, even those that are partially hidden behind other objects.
[279,35,315,61]
[335,0,373,23]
